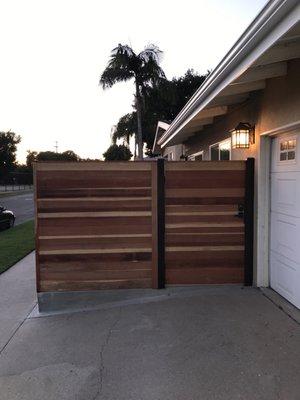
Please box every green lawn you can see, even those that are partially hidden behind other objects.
[0,220,35,274]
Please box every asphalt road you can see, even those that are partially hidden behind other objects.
[0,192,34,225]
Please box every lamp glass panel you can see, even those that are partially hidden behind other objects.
[231,129,249,148]
[232,132,237,148]
[239,130,249,147]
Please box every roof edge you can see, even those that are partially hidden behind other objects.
[158,0,300,148]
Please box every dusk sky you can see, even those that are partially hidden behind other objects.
[0,0,266,163]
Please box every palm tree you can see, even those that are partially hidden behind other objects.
[100,44,165,159]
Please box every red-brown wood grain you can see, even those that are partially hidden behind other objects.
[35,161,154,292]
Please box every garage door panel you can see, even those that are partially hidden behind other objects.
[270,213,300,262]
[271,133,300,173]
[270,133,300,309]
[270,252,299,305]
[271,172,300,217]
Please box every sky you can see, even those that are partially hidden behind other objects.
[0,0,267,163]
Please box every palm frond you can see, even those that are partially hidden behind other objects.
[139,57,166,86]
[111,44,136,58]
[135,44,165,87]
[100,66,133,88]
[113,112,137,143]
[100,44,137,88]
[139,44,163,63]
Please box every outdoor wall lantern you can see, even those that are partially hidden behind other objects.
[230,122,255,149]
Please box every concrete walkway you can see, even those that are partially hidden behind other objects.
[0,265,300,400]
[0,252,37,352]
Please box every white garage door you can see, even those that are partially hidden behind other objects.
[270,132,300,309]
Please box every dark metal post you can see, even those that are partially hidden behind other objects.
[244,158,255,286]
[157,158,165,288]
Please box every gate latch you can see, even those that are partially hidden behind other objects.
[235,204,244,218]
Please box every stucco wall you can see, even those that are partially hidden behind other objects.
[181,58,300,161]
[183,94,261,161]
[162,144,184,160]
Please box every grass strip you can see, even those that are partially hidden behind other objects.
[0,220,35,274]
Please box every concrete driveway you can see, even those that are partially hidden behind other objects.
[0,258,300,400]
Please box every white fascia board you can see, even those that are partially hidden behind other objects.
[152,121,170,152]
[158,0,300,148]
[157,121,170,131]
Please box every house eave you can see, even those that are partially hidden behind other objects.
[158,0,300,148]
[152,121,170,153]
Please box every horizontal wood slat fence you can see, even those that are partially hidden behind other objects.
[165,161,246,285]
[34,159,254,293]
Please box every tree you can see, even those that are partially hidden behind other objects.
[0,131,21,181]
[103,144,132,161]
[60,150,81,161]
[100,44,165,159]
[36,150,80,161]
[113,69,207,151]
[113,113,137,145]
[26,150,38,169]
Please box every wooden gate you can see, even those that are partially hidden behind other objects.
[164,160,253,285]
[34,159,254,293]
[34,162,162,292]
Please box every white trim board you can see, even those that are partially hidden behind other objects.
[260,120,300,136]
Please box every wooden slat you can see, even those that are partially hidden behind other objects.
[166,204,236,212]
[166,249,244,267]
[39,235,151,251]
[166,197,244,205]
[165,170,245,189]
[166,245,244,252]
[37,198,151,213]
[166,268,244,284]
[166,222,243,228]
[166,188,245,198]
[37,170,151,189]
[39,248,152,255]
[167,211,235,216]
[39,252,152,266]
[165,161,245,171]
[35,161,152,171]
[39,279,152,292]
[38,197,151,201]
[38,216,152,236]
[39,259,152,272]
[39,234,151,239]
[37,187,152,198]
[38,211,151,218]
[40,269,151,282]
[166,226,244,234]
[166,215,240,224]
[166,233,244,246]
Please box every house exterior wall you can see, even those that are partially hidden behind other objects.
[162,144,184,160]
[184,94,260,161]
[162,58,300,287]
[165,59,300,162]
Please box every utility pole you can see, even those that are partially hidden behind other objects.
[54,141,58,153]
